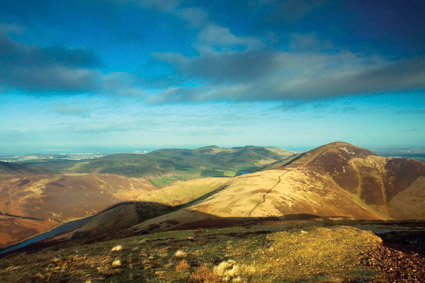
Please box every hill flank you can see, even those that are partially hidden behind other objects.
[0,161,49,175]
[0,173,157,248]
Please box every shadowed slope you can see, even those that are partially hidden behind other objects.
[0,161,49,175]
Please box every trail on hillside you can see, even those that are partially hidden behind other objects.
[0,212,45,221]
[6,184,13,214]
[248,171,287,217]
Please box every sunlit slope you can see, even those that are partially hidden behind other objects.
[0,173,157,248]
[0,216,58,249]
[129,169,384,234]
[136,177,230,206]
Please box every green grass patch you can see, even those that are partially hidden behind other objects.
[200,169,226,177]
[148,175,194,188]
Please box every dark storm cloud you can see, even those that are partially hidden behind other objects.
[0,31,102,92]
[0,33,101,68]
[150,51,425,104]
[354,57,425,92]
[1,0,424,102]
[154,50,280,84]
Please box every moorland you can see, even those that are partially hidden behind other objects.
[1,141,424,282]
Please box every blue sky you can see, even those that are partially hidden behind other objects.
[0,0,424,154]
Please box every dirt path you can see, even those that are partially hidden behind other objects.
[248,171,287,217]
[6,184,13,214]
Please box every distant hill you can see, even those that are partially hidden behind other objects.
[0,161,49,175]
[56,146,294,185]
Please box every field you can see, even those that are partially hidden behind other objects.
[1,220,424,282]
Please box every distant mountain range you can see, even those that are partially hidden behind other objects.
[53,145,293,177]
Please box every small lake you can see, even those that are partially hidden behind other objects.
[0,216,92,256]
[236,170,252,176]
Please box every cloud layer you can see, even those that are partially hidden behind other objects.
[0,31,101,92]
[151,45,425,103]
[0,0,424,103]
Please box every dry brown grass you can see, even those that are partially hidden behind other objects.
[175,259,190,272]
[238,226,382,282]
[137,177,229,206]
[189,264,221,283]
[0,173,157,247]
[0,223,398,282]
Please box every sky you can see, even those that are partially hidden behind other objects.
[0,0,425,154]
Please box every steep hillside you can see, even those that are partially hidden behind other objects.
[0,173,157,248]
[281,142,425,219]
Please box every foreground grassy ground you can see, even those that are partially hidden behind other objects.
[1,221,424,282]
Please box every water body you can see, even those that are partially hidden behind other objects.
[0,216,92,256]
[236,170,252,176]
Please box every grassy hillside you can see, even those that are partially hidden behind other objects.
[60,146,294,182]
[2,221,424,282]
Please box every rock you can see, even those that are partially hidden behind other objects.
[174,249,187,258]
[111,245,123,252]
[112,259,121,267]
